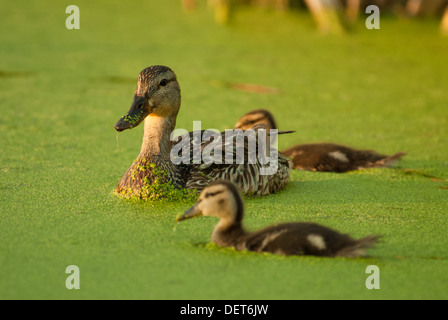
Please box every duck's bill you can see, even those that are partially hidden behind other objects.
[114,95,151,132]
[176,204,202,222]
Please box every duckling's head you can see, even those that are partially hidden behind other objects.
[114,65,181,132]
[233,109,277,131]
[177,181,244,226]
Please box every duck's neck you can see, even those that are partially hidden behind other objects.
[212,219,247,248]
[115,113,180,195]
[139,114,176,161]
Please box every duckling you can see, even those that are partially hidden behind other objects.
[234,109,406,173]
[176,180,380,257]
[233,109,278,132]
[114,66,292,198]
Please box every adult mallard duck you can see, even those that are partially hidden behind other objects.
[114,66,291,198]
[177,180,380,257]
[234,109,406,173]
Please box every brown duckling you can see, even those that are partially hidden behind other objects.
[234,109,406,172]
[176,180,380,257]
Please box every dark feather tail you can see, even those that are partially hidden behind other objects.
[372,152,407,168]
[335,235,381,258]
[251,123,295,135]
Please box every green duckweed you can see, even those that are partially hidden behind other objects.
[115,159,198,203]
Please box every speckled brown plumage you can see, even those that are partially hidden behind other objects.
[171,127,291,196]
[136,65,173,96]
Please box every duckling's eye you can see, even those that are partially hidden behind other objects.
[205,190,224,198]
[160,79,168,87]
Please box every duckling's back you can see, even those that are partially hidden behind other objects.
[240,222,379,257]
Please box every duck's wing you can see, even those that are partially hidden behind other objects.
[179,126,291,196]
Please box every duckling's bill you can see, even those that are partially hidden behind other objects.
[176,203,202,222]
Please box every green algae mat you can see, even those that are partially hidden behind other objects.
[1,1,447,300]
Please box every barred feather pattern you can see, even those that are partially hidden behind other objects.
[172,126,292,196]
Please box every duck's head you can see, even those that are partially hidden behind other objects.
[177,181,244,226]
[233,109,277,131]
[114,65,181,132]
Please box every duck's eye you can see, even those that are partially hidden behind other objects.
[160,79,168,87]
